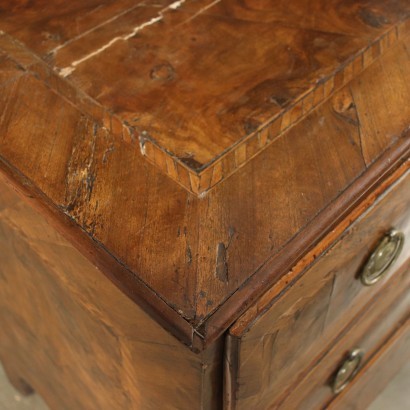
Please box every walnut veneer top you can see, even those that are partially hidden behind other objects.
[1,0,409,194]
[0,0,409,350]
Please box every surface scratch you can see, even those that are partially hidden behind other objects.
[178,0,222,26]
[50,2,145,55]
[58,0,187,77]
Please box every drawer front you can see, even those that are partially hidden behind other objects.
[277,262,410,409]
[227,168,410,410]
[329,318,410,410]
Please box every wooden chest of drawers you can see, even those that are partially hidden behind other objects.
[0,1,409,409]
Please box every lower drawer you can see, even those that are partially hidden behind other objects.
[329,318,410,410]
[277,261,410,409]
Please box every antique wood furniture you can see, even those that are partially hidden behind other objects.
[0,1,409,409]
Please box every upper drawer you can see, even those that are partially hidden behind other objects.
[226,166,410,410]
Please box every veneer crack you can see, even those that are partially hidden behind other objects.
[57,0,187,77]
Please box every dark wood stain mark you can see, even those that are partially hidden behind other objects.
[179,155,203,170]
[186,245,192,265]
[269,95,291,108]
[359,8,390,28]
[216,242,228,283]
[244,118,262,134]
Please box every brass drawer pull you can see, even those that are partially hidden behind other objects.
[332,348,364,394]
[360,230,405,286]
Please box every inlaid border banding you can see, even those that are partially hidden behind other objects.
[0,19,408,196]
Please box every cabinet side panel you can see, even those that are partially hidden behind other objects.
[0,174,221,410]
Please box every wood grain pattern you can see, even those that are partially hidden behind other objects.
[225,168,410,409]
[138,20,408,194]
[0,3,409,407]
[0,25,409,347]
[0,175,222,410]
[0,0,409,193]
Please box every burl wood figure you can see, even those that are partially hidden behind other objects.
[0,1,409,409]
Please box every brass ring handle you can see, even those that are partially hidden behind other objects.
[360,230,405,286]
[332,348,364,394]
